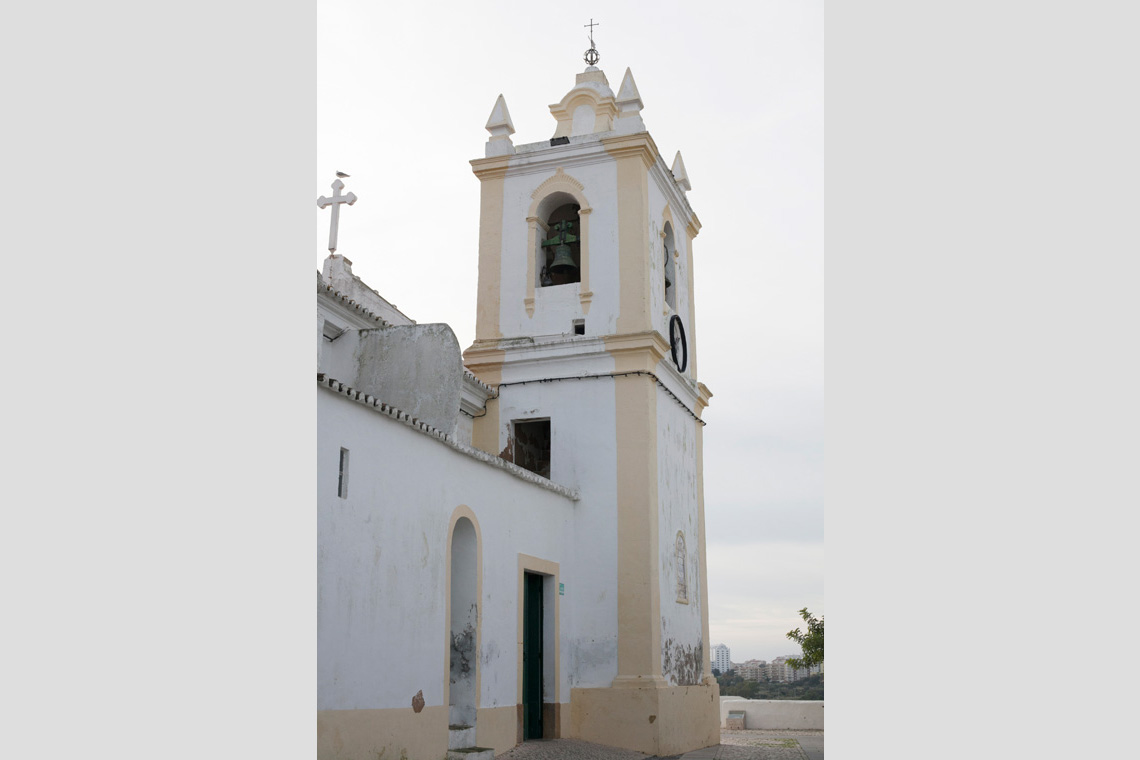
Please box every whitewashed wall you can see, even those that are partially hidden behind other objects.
[497,151,621,339]
[720,698,825,730]
[317,389,578,712]
[655,379,704,685]
[492,343,622,698]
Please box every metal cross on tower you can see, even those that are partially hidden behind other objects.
[317,176,358,255]
[584,18,600,66]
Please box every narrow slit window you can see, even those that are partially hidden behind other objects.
[338,447,350,498]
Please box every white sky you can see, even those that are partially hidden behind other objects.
[318,0,823,663]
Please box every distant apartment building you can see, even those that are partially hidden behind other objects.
[713,644,732,673]
[737,659,767,681]
[769,656,822,683]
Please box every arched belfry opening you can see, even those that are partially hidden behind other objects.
[536,192,581,288]
[449,516,479,726]
[663,222,677,311]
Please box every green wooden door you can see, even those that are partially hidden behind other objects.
[523,573,543,740]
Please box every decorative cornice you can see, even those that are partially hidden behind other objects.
[601,132,660,169]
[696,382,713,412]
[470,155,512,180]
[531,167,585,199]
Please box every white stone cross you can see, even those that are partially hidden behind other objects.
[317,178,358,254]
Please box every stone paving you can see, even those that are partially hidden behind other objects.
[497,731,824,760]
[499,739,646,760]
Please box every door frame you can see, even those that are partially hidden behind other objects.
[516,554,560,741]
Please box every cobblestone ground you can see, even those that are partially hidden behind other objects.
[498,731,823,760]
[710,730,822,759]
[499,738,648,760]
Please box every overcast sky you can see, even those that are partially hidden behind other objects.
[317,0,823,663]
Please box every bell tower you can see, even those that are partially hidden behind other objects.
[463,59,718,756]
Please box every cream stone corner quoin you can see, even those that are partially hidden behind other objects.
[317,59,720,760]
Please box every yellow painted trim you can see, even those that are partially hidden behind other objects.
[471,156,511,340]
[444,506,484,718]
[603,136,652,335]
[577,207,593,312]
[695,382,713,415]
[567,683,720,756]
[601,336,663,681]
[318,706,448,760]
[549,92,618,137]
[685,224,698,378]
[462,347,505,456]
[527,169,592,315]
[604,331,669,371]
[517,554,561,738]
[475,704,525,756]
[529,167,585,203]
[661,205,678,318]
[601,133,660,170]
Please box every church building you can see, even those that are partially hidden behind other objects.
[317,56,719,760]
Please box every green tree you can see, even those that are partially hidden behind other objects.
[785,607,824,670]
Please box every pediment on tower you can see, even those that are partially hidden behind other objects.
[548,68,618,139]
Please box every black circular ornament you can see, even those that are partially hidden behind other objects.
[669,315,688,372]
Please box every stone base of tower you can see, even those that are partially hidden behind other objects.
[567,679,721,756]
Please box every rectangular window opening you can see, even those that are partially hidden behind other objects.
[338,447,350,498]
[512,419,551,479]
[573,320,585,335]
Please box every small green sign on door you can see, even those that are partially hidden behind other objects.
[559,583,564,596]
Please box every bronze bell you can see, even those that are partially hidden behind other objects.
[549,243,578,275]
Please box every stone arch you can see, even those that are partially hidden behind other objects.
[663,221,677,311]
[524,170,594,314]
[660,204,679,314]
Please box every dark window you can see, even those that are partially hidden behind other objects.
[338,447,350,498]
[513,420,551,479]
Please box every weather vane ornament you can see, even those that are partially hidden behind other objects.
[317,175,357,255]
[584,18,600,66]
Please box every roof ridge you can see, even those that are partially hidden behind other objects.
[317,373,578,501]
[317,273,392,328]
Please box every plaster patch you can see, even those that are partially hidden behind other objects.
[662,637,703,686]
[450,618,477,683]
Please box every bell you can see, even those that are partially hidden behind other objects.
[548,243,578,276]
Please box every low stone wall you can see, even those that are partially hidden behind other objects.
[719,697,824,730]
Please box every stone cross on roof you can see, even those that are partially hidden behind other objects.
[317,177,357,255]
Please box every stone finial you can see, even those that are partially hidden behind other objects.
[671,151,692,192]
[485,94,515,157]
[616,68,643,110]
[613,68,646,135]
